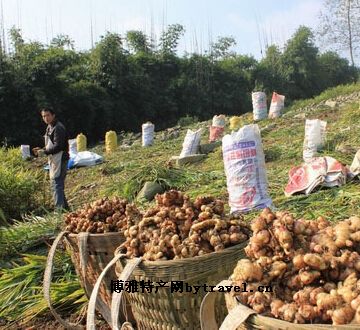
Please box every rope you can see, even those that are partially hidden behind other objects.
[43,231,84,330]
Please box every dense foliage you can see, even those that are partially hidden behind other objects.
[0,25,358,147]
[0,148,42,220]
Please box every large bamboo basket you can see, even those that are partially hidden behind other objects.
[65,232,127,320]
[107,241,248,330]
[200,279,360,330]
[44,231,134,329]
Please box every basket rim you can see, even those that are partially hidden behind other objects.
[120,240,248,267]
[226,292,360,329]
[67,232,124,238]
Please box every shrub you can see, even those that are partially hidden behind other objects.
[177,115,199,127]
[0,148,42,221]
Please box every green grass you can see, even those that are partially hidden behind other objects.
[0,148,44,221]
[0,212,63,261]
[286,82,360,113]
[0,253,85,325]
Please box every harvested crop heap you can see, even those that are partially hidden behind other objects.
[64,197,138,233]
[119,190,250,260]
[231,208,360,325]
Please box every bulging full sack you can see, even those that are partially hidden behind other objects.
[222,124,272,213]
[68,139,77,158]
[268,92,285,118]
[230,116,241,130]
[252,91,267,121]
[212,114,226,127]
[76,133,87,152]
[180,128,202,157]
[209,126,224,142]
[105,130,117,153]
[303,119,327,162]
[142,122,155,147]
[20,145,31,159]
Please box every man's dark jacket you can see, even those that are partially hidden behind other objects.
[44,120,69,161]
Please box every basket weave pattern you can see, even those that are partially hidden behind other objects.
[65,233,126,322]
[116,242,247,330]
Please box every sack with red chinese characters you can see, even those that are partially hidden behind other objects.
[209,125,224,142]
[222,124,272,213]
[268,92,285,118]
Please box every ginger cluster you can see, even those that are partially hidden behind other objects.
[231,208,360,325]
[119,190,250,260]
[64,197,131,233]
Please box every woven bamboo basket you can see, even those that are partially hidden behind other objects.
[44,231,134,329]
[200,279,360,330]
[105,241,248,330]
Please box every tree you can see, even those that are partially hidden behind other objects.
[318,51,358,88]
[126,30,150,54]
[282,26,321,99]
[50,34,74,50]
[318,0,360,66]
[159,24,185,56]
[211,36,236,60]
[255,45,286,94]
[9,26,24,53]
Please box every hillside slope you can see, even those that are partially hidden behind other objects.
[60,85,360,222]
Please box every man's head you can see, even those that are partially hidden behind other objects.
[41,107,56,125]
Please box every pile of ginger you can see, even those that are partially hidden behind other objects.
[119,190,250,260]
[231,208,360,325]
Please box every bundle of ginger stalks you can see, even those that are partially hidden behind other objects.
[119,190,251,260]
[231,208,360,325]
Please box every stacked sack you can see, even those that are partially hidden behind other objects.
[209,115,226,142]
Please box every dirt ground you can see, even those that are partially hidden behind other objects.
[0,316,112,330]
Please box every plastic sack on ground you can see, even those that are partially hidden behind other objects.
[179,128,203,157]
[142,122,155,147]
[209,126,224,143]
[268,92,285,118]
[303,119,327,162]
[105,130,117,153]
[76,133,87,152]
[285,156,347,196]
[20,145,31,159]
[137,181,164,202]
[230,116,241,130]
[222,124,272,213]
[68,139,77,158]
[212,115,226,127]
[72,151,103,167]
[252,91,267,121]
[349,149,360,178]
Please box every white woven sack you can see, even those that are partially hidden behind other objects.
[179,128,203,157]
[252,92,267,121]
[268,92,285,118]
[212,115,226,128]
[68,139,77,158]
[20,145,31,159]
[303,119,327,162]
[222,124,272,213]
[142,122,155,147]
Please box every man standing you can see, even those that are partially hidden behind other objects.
[33,108,70,210]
